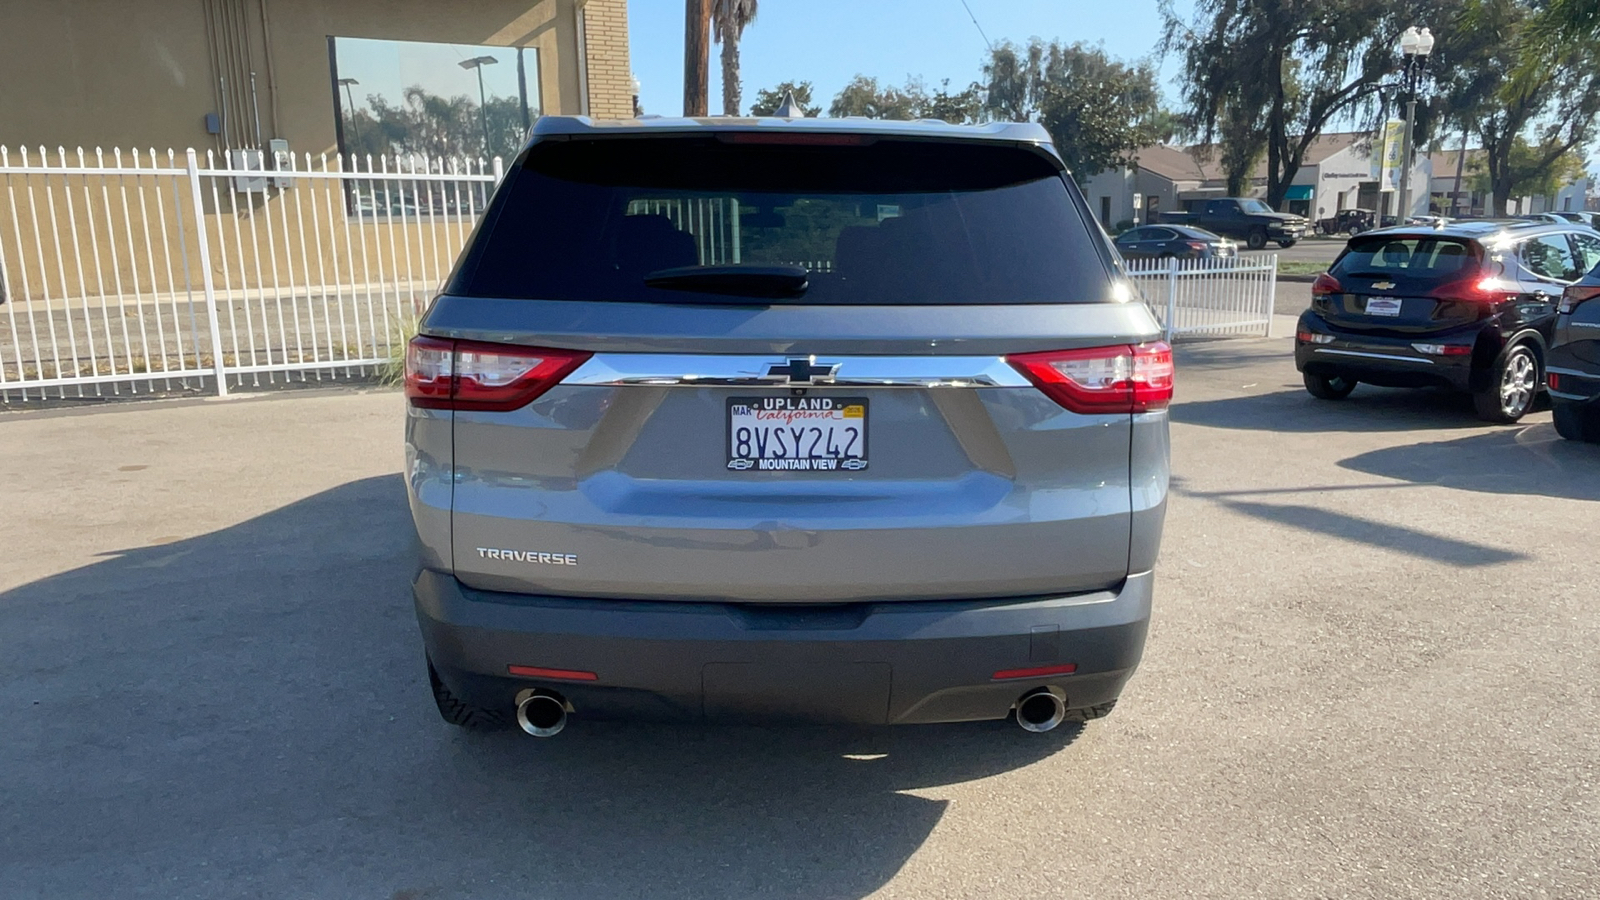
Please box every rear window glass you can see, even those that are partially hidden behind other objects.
[456,137,1114,305]
[1331,236,1479,281]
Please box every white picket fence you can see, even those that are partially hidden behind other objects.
[0,146,500,402]
[1126,254,1279,340]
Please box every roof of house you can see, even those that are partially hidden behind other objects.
[1136,132,1374,185]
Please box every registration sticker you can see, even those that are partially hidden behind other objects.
[1365,297,1403,317]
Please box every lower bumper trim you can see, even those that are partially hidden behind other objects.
[414,570,1153,725]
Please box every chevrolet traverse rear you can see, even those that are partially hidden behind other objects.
[405,116,1171,736]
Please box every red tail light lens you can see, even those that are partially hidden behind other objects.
[1311,273,1341,296]
[405,336,591,411]
[1559,285,1600,314]
[1008,342,1174,414]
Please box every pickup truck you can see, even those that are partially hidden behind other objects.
[1158,198,1308,250]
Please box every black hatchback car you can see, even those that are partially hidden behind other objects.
[1113,224,1235,260]
[1549,263,1600,442]
[1296,220,1600,422]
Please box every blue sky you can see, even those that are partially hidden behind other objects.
[626,0,1193,117]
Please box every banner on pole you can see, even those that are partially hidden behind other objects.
[1378,119,1405,193]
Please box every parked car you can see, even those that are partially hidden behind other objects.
[1113,224,1236,260]
[1158,197,1307,249]
[1295,219,1597,422]
[1547,210,1600,230]
[405,115,1172,737]
[1316,207,1379,236]
[1548,239,1600,442]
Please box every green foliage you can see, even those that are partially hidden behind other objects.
[1438,0,1600,214]
[1467,139,1590,201]
[828,76,923,120]
[980,40,1166,182]
[1162,0,1451,208]
[341,86,527,162]
[826,75,985,124]
[748,81,823,117]
[736,198,875,263]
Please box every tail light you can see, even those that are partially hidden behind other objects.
[1007,342,1174,414]
[1311,273,1341,296]
[1559,285,1600,314]
[1186,241,1208,251]
[405,336,591,411]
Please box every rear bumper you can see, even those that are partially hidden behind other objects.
[414,569,1153,725]
[1295,312,1477,390]
[1547,349,1600,403]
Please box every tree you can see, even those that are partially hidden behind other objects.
[748,81,823,117]
[1438,0,1600,214]
[980,40,1167,181]
[712,0,759,115]
[826,76,985,123]
[1468,141,1589,204]
[1162,0,1455,208]
[828,75,921,119]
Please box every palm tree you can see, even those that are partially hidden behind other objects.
[712,0,759,116]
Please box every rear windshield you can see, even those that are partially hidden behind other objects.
[1331,235,1480,283]
[455,136,1115,305]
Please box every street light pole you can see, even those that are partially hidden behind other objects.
[458,56,500,157]
[337,77,362,147]
[1395,27,1435,223]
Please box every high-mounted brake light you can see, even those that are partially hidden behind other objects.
[1311,273,1341,296]
[405,336,591,411]
[1560,284,1600,314]
[1007,342,1174,414]
[718,132,872,145]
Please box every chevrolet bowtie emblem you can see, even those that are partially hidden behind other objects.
[763,357,840,385]
[1372,281,1396,290]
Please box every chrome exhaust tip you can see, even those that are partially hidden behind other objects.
[1015,688,1066,734]
[515,691,569,737]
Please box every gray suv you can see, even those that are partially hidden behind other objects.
[405,116,1171,737]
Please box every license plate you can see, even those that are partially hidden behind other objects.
[1365,297,1403,317]
[727,397,868,472]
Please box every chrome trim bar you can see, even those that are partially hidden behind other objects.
[564,353,1032,387]
[1312,348,1433,365]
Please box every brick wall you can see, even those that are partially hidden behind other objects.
[582,0,635,119]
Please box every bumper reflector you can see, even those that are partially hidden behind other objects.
[992,663,1079,681]
[508,665,599,681]
[1411,343,1472,356]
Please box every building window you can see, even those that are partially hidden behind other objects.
[1100,196,1112,228]
[329,37,542,163]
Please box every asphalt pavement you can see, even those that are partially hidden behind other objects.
[2,339,1596,899]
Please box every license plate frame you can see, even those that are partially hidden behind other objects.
[1364,296,1403,317]
[727,396,869,472]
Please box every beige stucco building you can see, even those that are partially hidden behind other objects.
[0,0,635,155]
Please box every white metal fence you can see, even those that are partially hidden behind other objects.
[0,146,500,402]
[1126,254,1279,340]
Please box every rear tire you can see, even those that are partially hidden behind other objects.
[1553,401,1600,443]
[428,660,508,731]
[1304,372,1357,399]
[1065,699,1117,722]
[1246,228,1268,250]
[1473,343,1539,423]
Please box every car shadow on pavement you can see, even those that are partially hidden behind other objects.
[1170,477,1528,567]
[1337,422,1600,503]
[0,474,1079,900]
[1173,384,1497,433]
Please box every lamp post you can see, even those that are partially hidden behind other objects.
[459,55,499,156]
[1395,26,1435,223]
[337,77,362,146]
